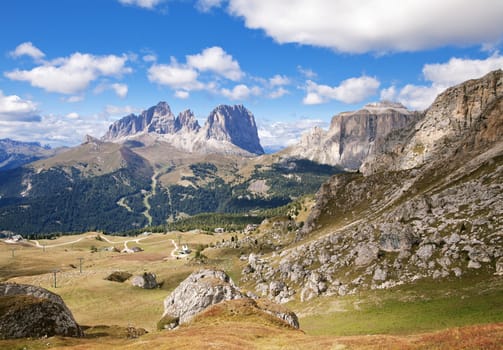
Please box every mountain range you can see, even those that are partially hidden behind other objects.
[0,70,501,239]
[103,102,264,156]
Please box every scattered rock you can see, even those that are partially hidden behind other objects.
[105,271,132,283]
[131,272,158,289]
[0,283,83,339]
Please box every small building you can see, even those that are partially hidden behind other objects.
[181,244,191,254]
[4,234,23,243]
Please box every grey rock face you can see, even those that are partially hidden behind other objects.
[162,269,245,326]
[131,272,158,289]
[0,283,83,339]
[204,105,264,155]
[103,102,264,156]
[362,70,503,175]
[285,102,420,169]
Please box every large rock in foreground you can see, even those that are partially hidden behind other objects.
[0,283,83,339]
[160,269,299,329]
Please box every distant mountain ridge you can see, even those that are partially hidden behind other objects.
[0,139,57,172]
[104,102,264,156]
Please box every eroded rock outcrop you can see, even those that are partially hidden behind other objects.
[160,269,298,329]
[0,283,83,339]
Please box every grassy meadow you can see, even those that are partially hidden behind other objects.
[0,232,502,349]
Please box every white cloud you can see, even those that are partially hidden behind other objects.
[0,91,40,122]
[268,87,289,99]
[105,105,139,117]
[422,54,503,87]
[221,84,261,100]
[379,86,397,102]
[94,83,129,98]
[382,53,503,110]
[5,52,131,95]
[142,54,157,62]
[148,58,205,90]
[118,0,164,9]
[269,74,290,86]
[64,95,85,103]
[66,112,80,119]
[303,76,380,105]
[227,0,503,53]
[258,118,328,150]
[297,66,317,79]
[196,0,224,12]
[111,83,128,98]
[175,90,190,99]
[187,46,243,81]
[9,42,45,60]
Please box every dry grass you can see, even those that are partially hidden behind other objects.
[1,233,502,350]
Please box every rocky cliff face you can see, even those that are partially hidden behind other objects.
[362,70,503,174]
[203,105,264,155]
[240,70,503,303]
[0,283,83,339]
[285,102,420,169]
[103,102,263,156]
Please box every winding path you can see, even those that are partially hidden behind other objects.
[142,171,159,226]
[170,239,179,258]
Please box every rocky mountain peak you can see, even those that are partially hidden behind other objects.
[102,102,264,156]
[176,109,200,133]
[204,104,264,155]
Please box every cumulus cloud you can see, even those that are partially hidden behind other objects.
[0,91,40,122]
[66,112,80,119]
[303,76,380,105]
[187,46,243,81]
[258,118,328,150]
[269,74,290,86]
[268,87,289,99]
[111,83,128,98]
[221,84,261,100]
[196,0,224,12]
[0,113,111,147]
[5,52,131,95]
[226,0,503,53]
[105,104,139,117]
[148,58,205,90]
[118,0,164,9]
[382,53,503,110]
[175,90,190,99]
[297,66,317,79]
[422,54,503,86]
[64,95,85,103]
[142,54,157,62]
[9,42,45,60]
[94,83,129,98]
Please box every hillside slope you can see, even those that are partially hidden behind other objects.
[240,70,503,304]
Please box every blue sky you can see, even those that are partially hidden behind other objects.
[0,0,502,150]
